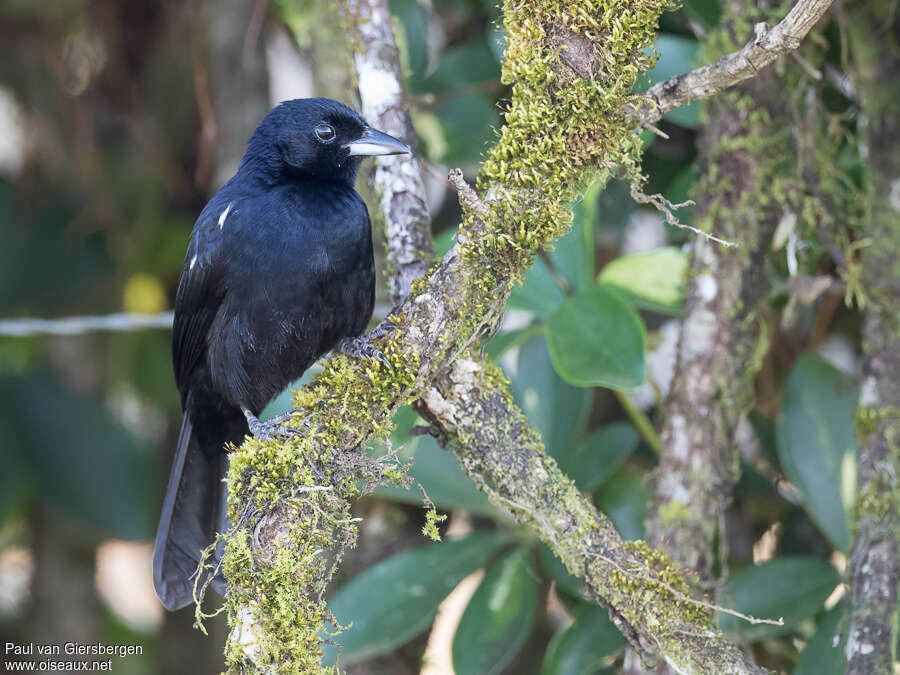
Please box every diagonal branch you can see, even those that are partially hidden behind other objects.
[349,0,766,672]
[221,0,830,671]
[632,0,833,123]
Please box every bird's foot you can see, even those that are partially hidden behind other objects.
[367,320,400,341]
[338,331,392,369]
[242,408,306,441]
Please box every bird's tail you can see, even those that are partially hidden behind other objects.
[152,411,229,611]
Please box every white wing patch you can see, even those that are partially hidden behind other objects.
[189,254,198,270]
[218,202,233,229]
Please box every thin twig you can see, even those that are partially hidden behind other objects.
[0,304,393,337]
[631,0,833,124]
[0,312,175,336]
[447,169,488,218]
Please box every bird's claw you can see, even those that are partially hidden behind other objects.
[369,321,400,340]
[338,334,392,369]
[243,409,307,441]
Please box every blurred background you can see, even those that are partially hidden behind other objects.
[0,0,861,673]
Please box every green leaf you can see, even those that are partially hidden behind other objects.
[484,324,543,361]
[558,422,639,492]
[595,466,648,540]
[388,0,428,79]
[452,548,537,675]
[542,602,623,675]
[324,532,507,665]
[551,180,603,292]
[595,179,636,239]
[434,93,501,166]
[512,336,592,459]
[776,353,859,551]
[508,257,567,317]
[434,227,457,257]
[417,38,500,93]
[546,285,646,389]
[373,435,495,516]
[718,556,841,641]
[681,0,721,29]
[794,604,847,675]
[664,166,697,206]
[598,247,687,314]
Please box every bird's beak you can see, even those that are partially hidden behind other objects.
[344,127,411,157]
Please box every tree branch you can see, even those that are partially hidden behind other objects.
[352,0,768,672]
[221,0,829,670]
[645,0,811,588]
[347,0,434,306]
[352,0,755,671]
[632,0,833,124]
[419,357,767,674]
[842,2,900,672]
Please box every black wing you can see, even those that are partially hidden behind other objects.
[172,206,229,405]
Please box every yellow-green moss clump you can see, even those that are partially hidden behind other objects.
[221,325,418,672]
[218,0,678,669]
[463,0,673,306]
[616,540,712,628]
[852,406,900,525]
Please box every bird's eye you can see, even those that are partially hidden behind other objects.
[314,123,336,143]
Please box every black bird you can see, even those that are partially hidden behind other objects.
[153,98,410,611]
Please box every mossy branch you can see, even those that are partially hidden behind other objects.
[645,0,818,588]
[352,1,770,670]
[842,1,900,672]
[419,357,767,674]
[220,0,829,671]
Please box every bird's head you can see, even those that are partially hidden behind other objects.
[241,98,410,186]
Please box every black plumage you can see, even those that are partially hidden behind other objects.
[153,98,409,611]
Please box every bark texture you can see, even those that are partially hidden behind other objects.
[221,0,836,670]
[346,0,434,307]
[352,5,763,669]
[419,358,766,674]
[646,3,795,583]
[843,1,900,672]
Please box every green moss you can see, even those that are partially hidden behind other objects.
[421,507,447,541]
[659,500,691,523]
[219,324,419,671]
[458,0,672,296]
[616,540,713,628]
[221,0,679,668]
[852,406,900,527]
[854,405,900,439]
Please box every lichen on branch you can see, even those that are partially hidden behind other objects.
[645,0,828,587]
[216,0,827,671]
[842,1,900,671]
[420,356,766,674]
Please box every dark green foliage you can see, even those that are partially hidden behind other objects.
[452,549,537,675]
[776,354,860,552]
[323,532,508,665]
[718,556,842,641]
[542,602,624,675]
